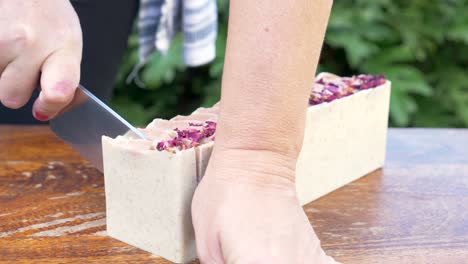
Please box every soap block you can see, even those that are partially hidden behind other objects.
[102,138,198,263]
[296,81,391,204]
[102,75,391,263]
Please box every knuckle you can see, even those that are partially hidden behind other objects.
[53,28,69,43]
[55,22,82,45]
[69,26,83,42]
[71,26,83,43]
[11,24,35,49]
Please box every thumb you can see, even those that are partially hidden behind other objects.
[33,49,81,121]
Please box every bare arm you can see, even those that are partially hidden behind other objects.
[209,0,334,186]
[192,1,338,263]
[217,0,332,159]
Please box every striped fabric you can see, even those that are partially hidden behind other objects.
[138,0,218,67]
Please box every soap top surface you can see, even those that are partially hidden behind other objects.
[309,73,386,105]
[112,73,387,153]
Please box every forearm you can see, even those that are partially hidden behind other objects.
[215,0,333,162]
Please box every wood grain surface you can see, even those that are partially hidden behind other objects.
[1,126,467,263]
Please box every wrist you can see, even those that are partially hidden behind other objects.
[206,147,298,187]
[214,116,306,161]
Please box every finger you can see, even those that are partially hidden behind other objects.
[32,48,81,121]
[0,25,29,73]
[0,56,40,109]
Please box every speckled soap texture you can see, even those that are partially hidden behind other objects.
[296,78,391,204]
[102,73,391,263]
[102,139,198,263]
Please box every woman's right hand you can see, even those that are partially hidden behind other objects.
[0,0,82,121]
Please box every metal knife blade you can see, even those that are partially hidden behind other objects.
[50,85,147,172]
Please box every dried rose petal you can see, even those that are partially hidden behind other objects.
[155,141,166,151]
[154,74,387,152]
[309,74,386,105]
[155,121,217,152]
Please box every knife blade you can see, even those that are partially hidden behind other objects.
[50,84,147,172]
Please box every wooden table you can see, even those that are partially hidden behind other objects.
[1,126,467,263]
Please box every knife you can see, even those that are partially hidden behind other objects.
[50,85,147,172]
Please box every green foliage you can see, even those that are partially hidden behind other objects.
[113,0,468,127]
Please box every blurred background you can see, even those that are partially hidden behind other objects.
[111,0,468,127]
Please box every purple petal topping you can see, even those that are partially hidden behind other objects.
[309,74,386,105]
[155,74,386,152]
[154,121,217,153]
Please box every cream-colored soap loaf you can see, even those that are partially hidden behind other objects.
[296,81,391,204]
[102,76,391,263]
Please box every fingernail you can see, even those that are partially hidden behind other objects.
[34,111,49,121]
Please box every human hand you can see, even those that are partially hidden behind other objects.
[0,0,82,121]
[192,149,339,264]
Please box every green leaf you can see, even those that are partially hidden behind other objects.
[389,87,417,127]
[368,45,414,65]
[112,0,468,129]
[141,34,185,89]
[326,33,379,67]
[365,64,433,96]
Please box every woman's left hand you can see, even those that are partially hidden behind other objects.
[192,149,339,264]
